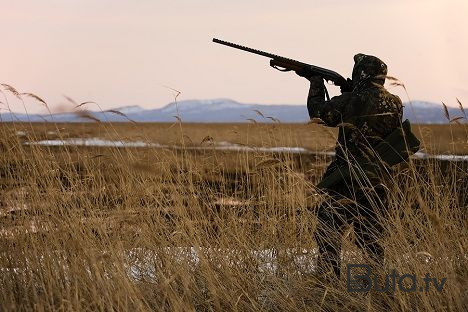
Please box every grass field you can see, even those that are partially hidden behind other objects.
[6,121,468,155]
[0,121,467,311]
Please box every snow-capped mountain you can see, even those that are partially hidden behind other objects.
[159,99,244,114]
[114,105,146,114]
[402,101,465,123]
[0,99,464,124]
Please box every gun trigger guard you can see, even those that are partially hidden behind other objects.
[270,64,291,72]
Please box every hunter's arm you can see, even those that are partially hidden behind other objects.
[307,76,355,127]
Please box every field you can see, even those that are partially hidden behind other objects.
[6,122,468,155]
[1,121,467,311]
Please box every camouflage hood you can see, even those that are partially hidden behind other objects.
[352,53,388,89]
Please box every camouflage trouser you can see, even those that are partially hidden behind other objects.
[314,182,387,278]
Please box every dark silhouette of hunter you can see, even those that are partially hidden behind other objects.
[211,38,419,280]
[297,54,419,279]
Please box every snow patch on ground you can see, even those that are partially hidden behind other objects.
[25,138,468,161]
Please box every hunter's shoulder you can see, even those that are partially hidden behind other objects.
[358,85,393,97]
[381,89,403,112]
[360,87,402,110]
[381,88,402,103]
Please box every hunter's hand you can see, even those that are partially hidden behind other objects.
[340,78,353,93]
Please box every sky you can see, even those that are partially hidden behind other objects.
[1,0,467,113]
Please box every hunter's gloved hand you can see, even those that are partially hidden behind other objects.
[308,75,324,88]
[340,78,353,93]
[307,75,325,98]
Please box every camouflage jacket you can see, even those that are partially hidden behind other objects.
[307,55,403,184]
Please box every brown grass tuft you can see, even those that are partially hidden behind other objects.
[1,83,21,99]
[456,98,466,119]
[442,101,450,121]
[20,92,47,106]
[106,109,137,123]
[75,110,101,122]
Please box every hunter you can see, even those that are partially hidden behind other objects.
[297,54,419,279]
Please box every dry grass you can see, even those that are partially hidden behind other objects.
[5,121,468,155]
[0,118,467,311]
[0,82,467,311]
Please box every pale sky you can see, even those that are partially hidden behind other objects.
[1,0,467,113]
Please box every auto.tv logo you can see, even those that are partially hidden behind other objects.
[346,264,446,293]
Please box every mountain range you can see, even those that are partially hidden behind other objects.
[0,99,465,124]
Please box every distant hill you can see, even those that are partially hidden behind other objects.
[0,99,465,124]
[402,101,465,123]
